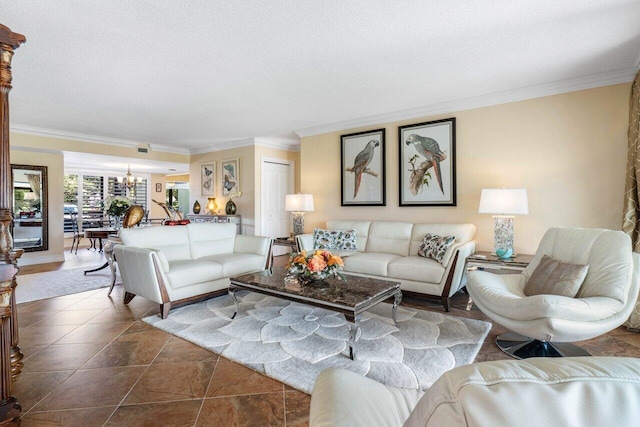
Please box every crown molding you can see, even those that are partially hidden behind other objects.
[189,138,256,155]
[254,136,300,152]
[294,69,638,138]
[189,136,300,155]
[9,124,190,155]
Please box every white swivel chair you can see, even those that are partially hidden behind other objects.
[467,227,639,358]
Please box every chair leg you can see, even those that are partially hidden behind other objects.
[496,332,591,359]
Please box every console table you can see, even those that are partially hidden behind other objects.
[186,214,241,233]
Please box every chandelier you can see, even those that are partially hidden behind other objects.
[117,165,142,191]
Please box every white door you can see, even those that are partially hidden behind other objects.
[261,160,292,256]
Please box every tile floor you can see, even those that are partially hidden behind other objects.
[11,247,640,426]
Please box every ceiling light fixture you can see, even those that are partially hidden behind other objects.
[117,165,142,192]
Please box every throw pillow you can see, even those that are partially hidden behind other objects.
[524,255,589,297]
[313,228,357,251]
[417,234,456,264]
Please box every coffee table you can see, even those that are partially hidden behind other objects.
[229,267,402,360]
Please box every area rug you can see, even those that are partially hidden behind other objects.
[15,267,118,303]
[143,291,491,393]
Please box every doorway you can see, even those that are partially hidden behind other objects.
[261,158,293,256]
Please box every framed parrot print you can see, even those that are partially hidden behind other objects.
[340,128,386,206]
[398,117,456,206]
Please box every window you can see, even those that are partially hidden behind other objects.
[64,173,149,233]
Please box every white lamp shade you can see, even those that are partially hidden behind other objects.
[479,188,529,215]
[285,194,314,212]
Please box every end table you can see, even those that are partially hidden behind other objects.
[466,251,534,274]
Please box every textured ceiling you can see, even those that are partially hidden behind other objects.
[3,0,640,154]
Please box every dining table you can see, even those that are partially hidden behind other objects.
[83,227,120,295]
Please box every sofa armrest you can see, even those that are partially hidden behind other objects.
[113,245,169,304]
[234,235,273,257]
[310,368,424,427]
[444,240,476,297]
[296,233,313,252]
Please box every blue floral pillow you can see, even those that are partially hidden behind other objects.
[418,233,455,264]
[313,228,357,251]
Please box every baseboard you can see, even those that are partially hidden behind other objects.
[17,254,65,266]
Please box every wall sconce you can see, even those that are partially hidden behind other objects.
[478,188,528,257]
[285,194,314,236]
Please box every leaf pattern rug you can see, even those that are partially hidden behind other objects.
[143,291,491,393]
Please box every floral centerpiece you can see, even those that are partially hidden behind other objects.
[104,196,133,218]
[287,249,345,283]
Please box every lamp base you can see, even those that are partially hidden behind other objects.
[292,212,305,236]
[492,215,515,254]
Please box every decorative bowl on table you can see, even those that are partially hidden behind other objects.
[496,248,513,259]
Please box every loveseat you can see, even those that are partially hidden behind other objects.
[297,221,476,310]
[310,357,640,427]
[114,223,272,318]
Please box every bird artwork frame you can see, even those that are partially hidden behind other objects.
[221,158,239,196]
[398,117,456,206]
[201,162,216,197]
[340,128,386,206]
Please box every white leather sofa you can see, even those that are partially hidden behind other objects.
[310,357,640,427]
[114,223,273,318]
[297,220,476,310]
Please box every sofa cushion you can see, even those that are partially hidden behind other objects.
[327,220,371,253]
[417,234,456,264]
[343,252,401,277]
[165,259,224,289]
[119,226,191,262]
[313,228,358,251]
[198,253,268,277]
[187,223,237,259]
[388,256,446,284]
[365,221,413,256]
[524,255,589,297]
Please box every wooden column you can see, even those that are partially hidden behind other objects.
[0,23,25,425]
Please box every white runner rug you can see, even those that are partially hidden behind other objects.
[16,267,117,303]
[143,291,491,393]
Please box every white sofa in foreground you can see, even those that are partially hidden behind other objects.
[114,223,272,318]
[297,220,476,310]
[310,357,640,427]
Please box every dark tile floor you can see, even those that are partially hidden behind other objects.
[12,248,640,426]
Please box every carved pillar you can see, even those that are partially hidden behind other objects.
[0,23,25,425]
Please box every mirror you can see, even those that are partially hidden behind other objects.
[12,164,48,252]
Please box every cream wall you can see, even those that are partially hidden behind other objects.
[300,83,630,255]
[10,133,190,164]
[190,146,255,234]
[10,149,65,265]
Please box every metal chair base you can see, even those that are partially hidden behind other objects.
[496,332,591,359]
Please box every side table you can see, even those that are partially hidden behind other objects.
[271,238,298,267]
[466,251,534,274]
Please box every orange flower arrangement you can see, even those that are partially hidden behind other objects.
[287,249,345,283]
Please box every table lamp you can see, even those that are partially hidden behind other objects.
[478,188,528,256]
[285,194,314,236]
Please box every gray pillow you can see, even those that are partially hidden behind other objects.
[524,255,589,297]
[313,228,357,251]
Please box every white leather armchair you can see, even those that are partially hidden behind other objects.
[467,227,639,358]
[310,357,640,427]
